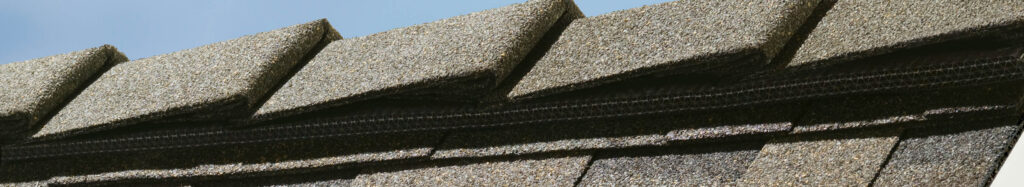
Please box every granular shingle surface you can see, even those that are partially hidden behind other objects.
[350,154,591,186]
[508,0,819,99]
[873,119,1022,187]
[253,0,575,121]
[432,107,796,159]
[789,0,1024,67]
[33,132,441,185]
[579,142,762,186]
[33,19,340,139]
[738,129,900,186]
[0,45,126,136]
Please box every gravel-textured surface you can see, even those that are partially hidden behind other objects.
[253,0,576,121]
[32,19,340,139]
[738,129,900,186]
[793,84,1021,133]
[432,106,796,159]
[789,0,1024,68]
[11,132,441,185]
[579,142,762,186]
[874,119,1021,187]
[508,0,819,99]
[351,153,591,186]
[0,45,126,136]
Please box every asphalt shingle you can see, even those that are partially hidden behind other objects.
[252,0,579,122]
[11,132,441,185]
[873,118,1022,186]
[350,153,591,186]
[578,142,763,186]
[32,19,341,139]
[792,84,1021,133]
[508,0,819,99]
[432,106,796,159]
[738,129,900,186]
[0,45,127,138]
[191,170,358,186]
[789,0,1024,68]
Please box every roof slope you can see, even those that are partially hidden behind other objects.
[32,19,340,139]
[0,45,126,138]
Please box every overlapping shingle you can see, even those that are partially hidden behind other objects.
[350,153,591,186]
[789,0,1024,68]
[32,19,340,139]
[873,119,1022,186]
[578,142,762,186]
[432,106,796,159]
[7,132,441,185]
[252,0,580,122]
[738,129,900,186]
[508,0,820,99]
[0,45,126,138]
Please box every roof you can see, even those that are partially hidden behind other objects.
[3,0,1024,185]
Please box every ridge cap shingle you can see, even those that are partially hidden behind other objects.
[31,19,340,140]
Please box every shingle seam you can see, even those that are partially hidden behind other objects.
[572,151,598,187]
[236,19,342,123]
[759,0,838,75]
[867,128,909,186]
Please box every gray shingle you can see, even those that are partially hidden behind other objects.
[28,132,441,185]
[351,153,591,186]
[0,45,127,137]
[32,19,340,139]
[873,118,1021,187]
[252,0,578,122]
[579,142,762,186]
[789,0,1024,68]
[191,170,358,187]
[508,0,820,99]
[738,129,900,186]
[793,84,1022,133]
[432,106,796,159]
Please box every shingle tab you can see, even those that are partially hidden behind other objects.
[579,142,762,186]
[508,0,819,99]
[0,45,127,137]
[351,153,591,186]
[32,19,340,139]
[253,0,578,121]
[789,0,1024,67]
[432,106,796,159]
[738,129,900,186]
[22,132,440,185]
[873,119,1021,187]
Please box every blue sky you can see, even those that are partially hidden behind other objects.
[0,0,673,64]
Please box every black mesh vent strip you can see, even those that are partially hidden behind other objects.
[4,47,1024,161]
